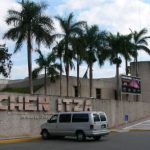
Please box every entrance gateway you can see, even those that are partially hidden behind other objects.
[0,94,92,112]
[0,93,92,138]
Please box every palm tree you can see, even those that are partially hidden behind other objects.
[83,25,106,97]
[131,28,150,76]
[121,34,135,75]
[4,0,55,94]
[56,12,86,96]
[106,32,124,100]
[33,50,60,95]
[53,40,64,96]
[113,33,136,75]
[71,35,86,97]
[96,31,109,67]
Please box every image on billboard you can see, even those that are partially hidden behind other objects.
[121,75,141,94]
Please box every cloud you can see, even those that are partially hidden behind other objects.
[10,61,39,79]
[0,0,20,36]
[58,0,150,34]
[10,65,28,79]
[138,51,150,61]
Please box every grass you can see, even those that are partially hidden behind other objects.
[0,84,43,94]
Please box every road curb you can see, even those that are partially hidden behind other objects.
[110,129,150,133]
[110,130,118,133]
[0,136,41,144]
[128,129,150,132]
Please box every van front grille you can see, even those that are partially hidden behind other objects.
[101,124,106,129]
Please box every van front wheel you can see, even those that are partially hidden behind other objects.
[41,130,49,140]
[76,131,86,141]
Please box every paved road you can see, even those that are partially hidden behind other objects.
[0,132,150,150]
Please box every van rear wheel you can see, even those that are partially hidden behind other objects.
[93,136,101,141]
[41,130,49,140]
[76,131,86,141]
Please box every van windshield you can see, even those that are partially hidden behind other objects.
[49,114,58,123]
[100,114,106,121]
[93,113,100,122]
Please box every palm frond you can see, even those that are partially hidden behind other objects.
[137,39,148,46]
[38,15,54,29]
[32,67,42,79]
[36,49,43,58]
[47,53,56,64]
[55,16,66,33]
[67,12,74,25]
[137,45,150,54]
[14,33,25,53]
[3,27,21,40]
[71,21,86,29]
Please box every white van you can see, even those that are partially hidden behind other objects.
[41,111,109,141]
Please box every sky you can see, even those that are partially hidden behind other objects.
[0,0,150,79]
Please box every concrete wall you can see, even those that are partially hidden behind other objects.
[0,79,8,90]
[0,76,45,89]
[0,75,116,100]
[0,93,150,138]
[7,78,44,88]
[93,100,150,127]
[131,61,150,102]
[35,76,116,100]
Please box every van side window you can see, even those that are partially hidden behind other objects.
[59,114,71,123]
[93,113,100,122]
[72,114,89,122]
[49,115,58,123]
[100,114,106,121]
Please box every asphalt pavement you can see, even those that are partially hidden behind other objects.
[1,118,150,150]
[0,132,150,150]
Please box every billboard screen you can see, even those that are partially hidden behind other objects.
[121,75,141,94]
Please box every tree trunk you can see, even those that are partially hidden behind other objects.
[135,56,138,77]
[135,55,138,101]
[65,38,69,97]
[27,31,33,94]
[60,59,62,96]
[44,66,47,95]
[125,58,129,100]
[125,59,128,75]
[77,58,80,97]
[116,64,120,100]
[89,64,93,97]
[66,63,69,97]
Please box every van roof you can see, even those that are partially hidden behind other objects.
[55,111,106,114]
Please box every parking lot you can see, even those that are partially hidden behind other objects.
[0,132,150,150]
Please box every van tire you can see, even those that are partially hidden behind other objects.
[41,129,50,140]
[76,131,86,141]
[93,136,101,141]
